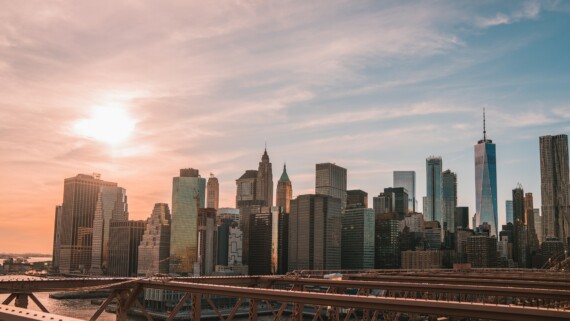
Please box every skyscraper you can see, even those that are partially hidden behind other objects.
[315,163,347,210]
[107,220,145,277]
[425,156,442,223]
[506,200,514,224]
[91,186,128,274]
[57,174,118,274]
[382,187,408,216]
[393,171,416,212]
[454,207,469,230]
[170,168,206,275]
[236,170,258,205]
[276,164,292,213]
[137,203,171,276]
[288,194,341,271]
[52,205,62,273]
[207,174,219,210]
[342,207,375,269]
[256,148,273,207]
[197,208,216,276]
[512,184,525,225]
[442,170,457,232]
[474,110,498,236]
[539,134,569,243]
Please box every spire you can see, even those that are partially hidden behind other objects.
[261,145,269,162]
[279,163,290,182]
[483,107,486,141]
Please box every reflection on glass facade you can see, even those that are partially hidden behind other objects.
[248,206,284,275]
[506,200,513,224]
[316,163,347,210]
[342,208,375,269]
[426,157,442,222]
[170,169,206,275]
[393,171,415,212]
[442,170,457,232]
[474,140,498,236]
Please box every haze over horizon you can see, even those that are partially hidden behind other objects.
[1,0,570,253]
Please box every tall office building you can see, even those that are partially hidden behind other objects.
[315,163,347,210]
[539,134,569,243]
[425,156,442,223]
[442,170,457,232]
[216,219,233,267]
[375,212,403,269]
[197,208,216,276]
[342,208,375,269]
[288,194,341,271]
[57,174,118,274]
[91,186,128,274]
[474,110,498,236]
[534,209,543,245]
[276,164,292,213]
[107,220,145,277]
[137,203,171,276]
[248,206,283,275]
[454,207,469,230]
[52,205,63,273]
[207,174,219,210]
[512,184,526,266]
[256,148,273,207]
[393,171,416,212]
[466,235,497,268]
[383,188,408,216]
[513,184,525,225]
[170,168,206,275]
[236,170,258,205]
[506,200,514,224]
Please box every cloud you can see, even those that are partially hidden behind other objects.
[476,1,541,28]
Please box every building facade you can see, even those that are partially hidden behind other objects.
[474,112,498,236]
[57,174,118,274]
[91,186,128,274]
[506,200,514,224]
[341,208,375,269]
[256,149,273,207]
[425,157,443,223]
[207,174,219,210]
[276,164,292,213]
[137,203,171,276]
[288,194,341,271]
[315,163,347,210]
[539,134,569,243]
[454,207,469,230]
[108,220,145,277]
[170,168,206,275]
[442,170,457,232]
[401,250,442,269]
[393,171,416,213]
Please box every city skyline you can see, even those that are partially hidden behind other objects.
[2,1,570,253]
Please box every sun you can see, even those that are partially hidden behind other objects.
[73,105,136,145]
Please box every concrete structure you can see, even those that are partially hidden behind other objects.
[276,164,292,213]
[474,110,498,236]
[403,212,424,233]
[137,203,171,276]
[170,168,206,275]
[341,207,375,269]
[56,174,118,274]
[393,171,416,213]
[442,169,457,232]
[107,220,145,277]
[216,208,240,225]
[425,156,442,223]
[539,134,569,243]
[91,186,128,274]
[401,250,442,269]
[207,174,219,210]
[315,163,347,210]
[256,148,273,207]
[289,194,341,271]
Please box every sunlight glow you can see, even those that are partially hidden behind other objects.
[73,105,136,145]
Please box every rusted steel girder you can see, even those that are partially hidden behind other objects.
[135,279,570,321]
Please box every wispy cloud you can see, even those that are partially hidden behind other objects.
[476,1,541,28]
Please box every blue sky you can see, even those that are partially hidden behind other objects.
[1,0,570,252]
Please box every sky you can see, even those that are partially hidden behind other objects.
[1,0,570,253]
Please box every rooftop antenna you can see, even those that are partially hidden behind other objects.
[483,107,487,141]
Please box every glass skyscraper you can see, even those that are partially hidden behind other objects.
[474,112,498,236]
[425,156,442,222]
[315,163,347,210]
[393,171,416,213]
[442,170,457,232]
[170,168,206,275]
[506,200,513,224]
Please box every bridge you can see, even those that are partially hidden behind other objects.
[1,269,570,321]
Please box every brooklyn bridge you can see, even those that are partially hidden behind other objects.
[1,269,569,321]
